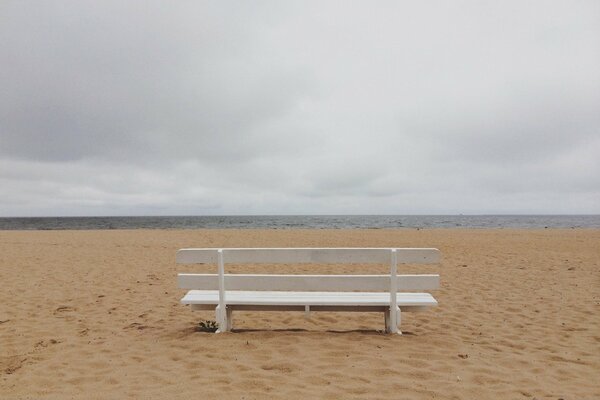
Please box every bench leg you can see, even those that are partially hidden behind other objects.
[215,305,231,333]
[397,306,402,335]
[226,307,233,331]
[383,307,391,333]
[384,307,402,335]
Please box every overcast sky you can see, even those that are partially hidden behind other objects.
[1,1,599,216]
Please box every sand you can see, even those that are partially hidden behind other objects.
[1,228,599,399]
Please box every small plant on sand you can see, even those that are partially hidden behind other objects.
[196,320,219,332]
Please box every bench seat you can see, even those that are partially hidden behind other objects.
[181,290,438,308]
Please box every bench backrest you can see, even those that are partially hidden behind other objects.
[177,248,440,292]
[178,273,439,291]
[177,248,439,265]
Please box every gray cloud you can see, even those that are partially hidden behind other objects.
[1,1,599,216]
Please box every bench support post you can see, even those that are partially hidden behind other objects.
[384,306,402,335]
[226,307,233,330]
[216,249,229,332]
[397,306,402,335]
[384,308,389,332]
[388,249,399,334]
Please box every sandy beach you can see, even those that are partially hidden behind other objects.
[1,228,599,399]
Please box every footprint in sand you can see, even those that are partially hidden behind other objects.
[4,356,27,375]
[260,363,296,373]
[55,306,75,313]
[125,322,149,330]
[53,306,77,319]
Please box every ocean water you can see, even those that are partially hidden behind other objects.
[0,215,599,230]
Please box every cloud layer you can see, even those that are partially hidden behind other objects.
[1,1,599,216]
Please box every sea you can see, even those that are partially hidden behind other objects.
[0,215,599,230]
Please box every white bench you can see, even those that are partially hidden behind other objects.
[177,248,440,334]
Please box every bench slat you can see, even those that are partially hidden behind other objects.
[178,273,440,291]
[181,290,438,307]
[189,304,432,313]
[176,248,440,264]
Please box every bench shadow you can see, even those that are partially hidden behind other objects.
[169,326,416,337]
[230,328,414,335]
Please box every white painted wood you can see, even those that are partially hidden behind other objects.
[217,250,226,329]
[383,307,392,333]
[394,248,441,264]
[397,306,402,335]
[215,301,227,333]
[176,248,440,264]
[181,290,438,307]
[225,248,392,264]
[214,304,426,312]
[389,249,399,334]
[178,274,440,291]
[384,306,402,334]
[226,307,233,331]
[177,247,440,333]
[177,248,219,264]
